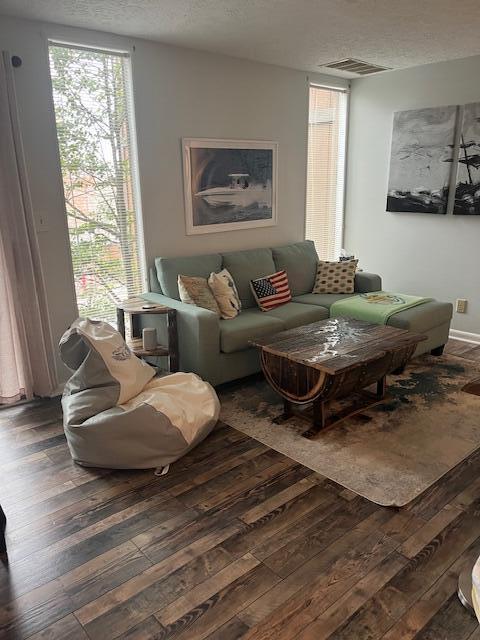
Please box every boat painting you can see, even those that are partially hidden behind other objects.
[196,174,272,209]
[386,106,457,214]
[183,139,277,234]
[452,102,480,215]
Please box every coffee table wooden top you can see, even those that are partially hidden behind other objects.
[250,317,426,376]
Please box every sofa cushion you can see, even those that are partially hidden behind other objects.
[354,272,382,293]
[387,301,453,333]
[293,293,355,309]
[272,240,318,296]
[267,302,329,329]
[222,248,276,309]
[220,308,284,353]
[155,253,222,299]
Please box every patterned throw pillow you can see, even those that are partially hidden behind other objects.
[250,270,292,312]
[313,259,358,294]
[178,275,220,314]
[208,269,242,320]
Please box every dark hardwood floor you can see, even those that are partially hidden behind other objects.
[1,339,480,639]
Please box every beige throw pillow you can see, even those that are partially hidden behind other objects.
[208,269,242,319]
[178,275,220,314]
[313,259,358,294]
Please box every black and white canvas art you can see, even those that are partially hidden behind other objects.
[183,138,277,234]
[454,102,480,215]
[386,106,457,214]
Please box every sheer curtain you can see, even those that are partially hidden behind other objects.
[0,51,57,403]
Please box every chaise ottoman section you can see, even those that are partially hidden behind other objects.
[386,300,453,356]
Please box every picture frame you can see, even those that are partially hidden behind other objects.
[386,105,458,215]
[453,101,480,215]
[182,138,278,235]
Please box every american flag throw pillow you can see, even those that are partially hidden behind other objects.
[250,270,292,312]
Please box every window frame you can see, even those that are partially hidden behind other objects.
[47,39,148,321]
[305,81,350,260]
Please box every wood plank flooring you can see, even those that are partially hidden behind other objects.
[0,339,479,639]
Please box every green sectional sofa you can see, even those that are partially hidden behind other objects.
[141,241,452,386]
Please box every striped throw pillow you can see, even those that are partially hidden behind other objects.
[250,270,292,312]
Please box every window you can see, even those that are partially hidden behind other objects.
[48,43,144,325]
[305,84,348,260]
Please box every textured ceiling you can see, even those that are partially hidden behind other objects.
[1,0,480,76]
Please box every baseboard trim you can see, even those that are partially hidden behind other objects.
[449,329,480,345]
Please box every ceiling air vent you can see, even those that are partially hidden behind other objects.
[320,58,390,75]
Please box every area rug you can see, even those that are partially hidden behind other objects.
[219,354,480,507]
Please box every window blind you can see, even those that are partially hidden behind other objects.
[305,84,348,260]
[49,43,144,326]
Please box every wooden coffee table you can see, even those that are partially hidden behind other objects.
[251,317,426,438]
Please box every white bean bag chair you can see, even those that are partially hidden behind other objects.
[59,318,220,469]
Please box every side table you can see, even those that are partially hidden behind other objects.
[116,297,179,373]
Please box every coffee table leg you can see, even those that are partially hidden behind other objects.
[377,375,387,399]
[303,398,326,439]
[273,399,294,424]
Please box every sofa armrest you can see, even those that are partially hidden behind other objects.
[139,292,220,381]
[354,272,382,293]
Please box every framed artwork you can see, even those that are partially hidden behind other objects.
[453,101,480,215]
[386,105,458,214]
[182,138,278,235]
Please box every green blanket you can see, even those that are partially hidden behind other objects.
[330,291,432,325]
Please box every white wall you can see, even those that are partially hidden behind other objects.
[345,56,480,335]
[0,15,347,383]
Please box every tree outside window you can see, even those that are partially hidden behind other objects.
[49,45,143,324]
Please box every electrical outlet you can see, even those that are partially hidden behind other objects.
[35,212,49,233]
[456,299,468,314]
